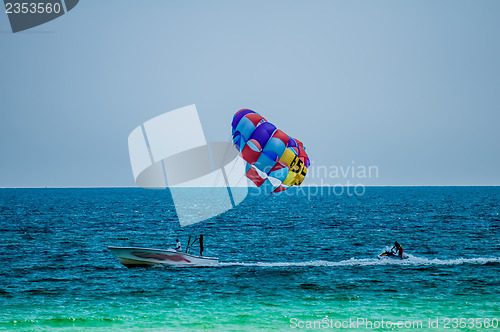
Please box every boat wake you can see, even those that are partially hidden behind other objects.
[220,255,500,267]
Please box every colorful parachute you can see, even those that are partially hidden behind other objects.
[231,109,310,193]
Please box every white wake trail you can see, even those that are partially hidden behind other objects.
[219,256,500,267]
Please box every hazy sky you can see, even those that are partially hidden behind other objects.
[1,1,499,187]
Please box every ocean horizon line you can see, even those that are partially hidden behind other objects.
[0,185,499,189]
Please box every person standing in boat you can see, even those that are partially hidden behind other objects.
[175,239,182,252]
[392,241,404,259]
[199,234,204,256]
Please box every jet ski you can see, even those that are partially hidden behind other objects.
[377,250,408,260]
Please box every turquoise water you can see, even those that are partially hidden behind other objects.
[0,187,499,331]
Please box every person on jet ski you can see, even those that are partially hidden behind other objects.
[392,241,404,259]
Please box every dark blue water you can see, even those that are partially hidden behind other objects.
[0,187,499,330]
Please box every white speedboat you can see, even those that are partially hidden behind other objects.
[108,246,219,267]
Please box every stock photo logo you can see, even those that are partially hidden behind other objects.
[128,105,249,226]
[3,0,79,33]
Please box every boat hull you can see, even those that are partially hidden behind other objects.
[108,246,219,267]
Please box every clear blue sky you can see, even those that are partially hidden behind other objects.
[1,0,499,187]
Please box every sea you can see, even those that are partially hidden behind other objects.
[0,187,499,331]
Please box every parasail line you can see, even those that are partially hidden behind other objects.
[220,135,242,181]
[218,134,233,169]
[140,124,155,164]
[221,166,236,208]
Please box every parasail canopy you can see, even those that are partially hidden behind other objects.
[232,109,310,193]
